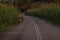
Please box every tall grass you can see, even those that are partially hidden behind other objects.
[26,3,60,24]
[0,4,20,32]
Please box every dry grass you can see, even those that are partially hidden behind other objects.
[26,3,60,24]
[29,2,60,10]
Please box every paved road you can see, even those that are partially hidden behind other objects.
[0,15,60,40]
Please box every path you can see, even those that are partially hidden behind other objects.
[0,15,60,40]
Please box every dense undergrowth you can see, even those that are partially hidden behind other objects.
[26,3,60,24]
[0,4,20,32]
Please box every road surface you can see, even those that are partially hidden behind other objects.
[0,15,60,40]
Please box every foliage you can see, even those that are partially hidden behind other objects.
[0,4,20,32]
[26,3,60,24]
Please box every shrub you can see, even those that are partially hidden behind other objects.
[0,4,20,32]
[26,3,60,24]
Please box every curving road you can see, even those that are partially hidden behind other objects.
[0,15,60,40]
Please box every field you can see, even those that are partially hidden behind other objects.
[0,4,20,32]
[26,3,60,24]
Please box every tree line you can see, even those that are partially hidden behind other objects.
[0,0,60,4]
[0,0,60,10]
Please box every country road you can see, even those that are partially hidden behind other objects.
[0,15,60,40]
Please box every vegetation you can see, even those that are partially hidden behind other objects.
[0,0,60,32]
[0,4,20,32]
[1,0,60,10]
[26,3,60,24]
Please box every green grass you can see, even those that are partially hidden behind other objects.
[26,7,60,24]
[0,5,20,32]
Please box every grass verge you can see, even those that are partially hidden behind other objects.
[26,3,60,24]
[0,4,20,32]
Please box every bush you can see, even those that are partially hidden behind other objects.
[0,4,20,32]
[26,4,60,24]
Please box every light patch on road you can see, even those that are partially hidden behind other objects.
[31,19,42,40]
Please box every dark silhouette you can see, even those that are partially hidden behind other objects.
[20,7,26,13]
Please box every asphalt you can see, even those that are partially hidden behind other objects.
[0,15,60,40]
